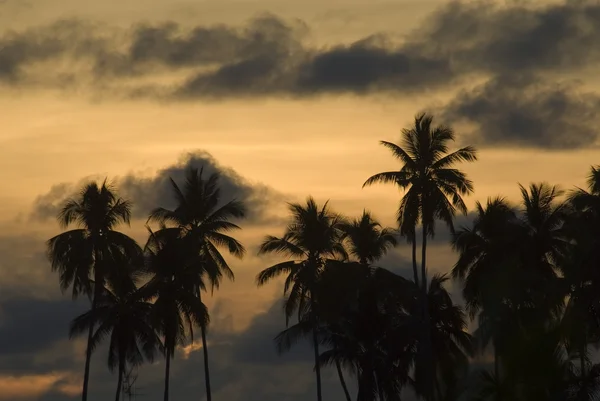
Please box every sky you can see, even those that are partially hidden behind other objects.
[1,0,600,399]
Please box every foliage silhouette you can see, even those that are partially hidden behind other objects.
[147,166,246,401]
[364,112,477,398]
[257,197,347,401]
[70,281,163,401]
[47,181,141,401]
[43,123,600,401]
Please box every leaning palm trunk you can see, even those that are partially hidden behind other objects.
[164,348,171,401]
[335,358,352,401]
[311,308,323,401]
[201,325,212,401]
[420,221,435,401]
[411,232,419,287]
[115,358,125,401]
[82,265,102,401]
[81,297,96,401]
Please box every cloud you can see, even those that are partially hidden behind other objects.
[2,2,600,101]
[30,150,285,225]
[3,1,600,149]
[0,298,85,357]
[417,0,600,77]
[442,74,600,149]
[0,12,458,98]
[230,298,314,366]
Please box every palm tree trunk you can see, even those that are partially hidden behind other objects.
[335,359,352,401]
[312,312,323,401]
[494,340,500,381]
[82,285,100,401]
[411,231,419,287]
[164,348,171,401]
[581,342,587,379]
[198,290,212,401]
[115,358,125,401]
[421,221,434,401]
[201,325,212,401]
[421,223,428,294]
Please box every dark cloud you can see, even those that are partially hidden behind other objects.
[230,299,314,365]
[0,19,112,82]
[118,151,285,222]
[296,36,453,95]
[0,13,457,97]
[417,0,600,77]
[0,297,87,373]
[442,74,600,149]
[30,150,285,225]
[2,2,600,103]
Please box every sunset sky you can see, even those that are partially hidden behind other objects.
[1,0,599,400]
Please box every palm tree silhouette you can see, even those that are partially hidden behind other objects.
[140,227,210,401]
[147,166,246,401]
[451,197,521,379]
[69,282,163,401]
[257,197,347,401]
[423,274,473,401]
[275,211,398,401]
[46,181,141,401]
[563,168,600,381]
[363,113,476,397]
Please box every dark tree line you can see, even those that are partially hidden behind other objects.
[46,113,600,401]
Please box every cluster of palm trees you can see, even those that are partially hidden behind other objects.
[46,113,600,401]
[47,169,246,401]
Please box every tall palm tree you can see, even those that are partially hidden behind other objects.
[140,228,209,401]
[70,283,163,401]
[364,113,477,397]
[275,211,398,401]
[363,112,477,290]
[46,181,141,401]
[147,166,246,401]
[256,197,347,401]
[453,185,568,382]
[563,167,600,380]
[423,275,473,401]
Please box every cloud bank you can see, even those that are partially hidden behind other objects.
[30,150,285,225]
[2,1,600,148]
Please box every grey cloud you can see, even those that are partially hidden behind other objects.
[30,150,285,225]
[417,0,600,77]
[230,298,314,366]
[442,74,600,149]
[118,151,284,223]
[296,37,453,95]
[3,2,600,101]
[0,297,87,374]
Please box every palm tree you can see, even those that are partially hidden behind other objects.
[70,283,163,401]
[46,181,141,401]
[423,274,473,401]
[274,211,398,401]
[363,112,477,291]
[147,166,246,401]
[451,197,522,378]
[563,168,600,380]
[256,197,347,401]
[453,185,568,384]
[140,228,209,401]
[364,113,477,397]
[275,266,415,401]
[340,210,398,266]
